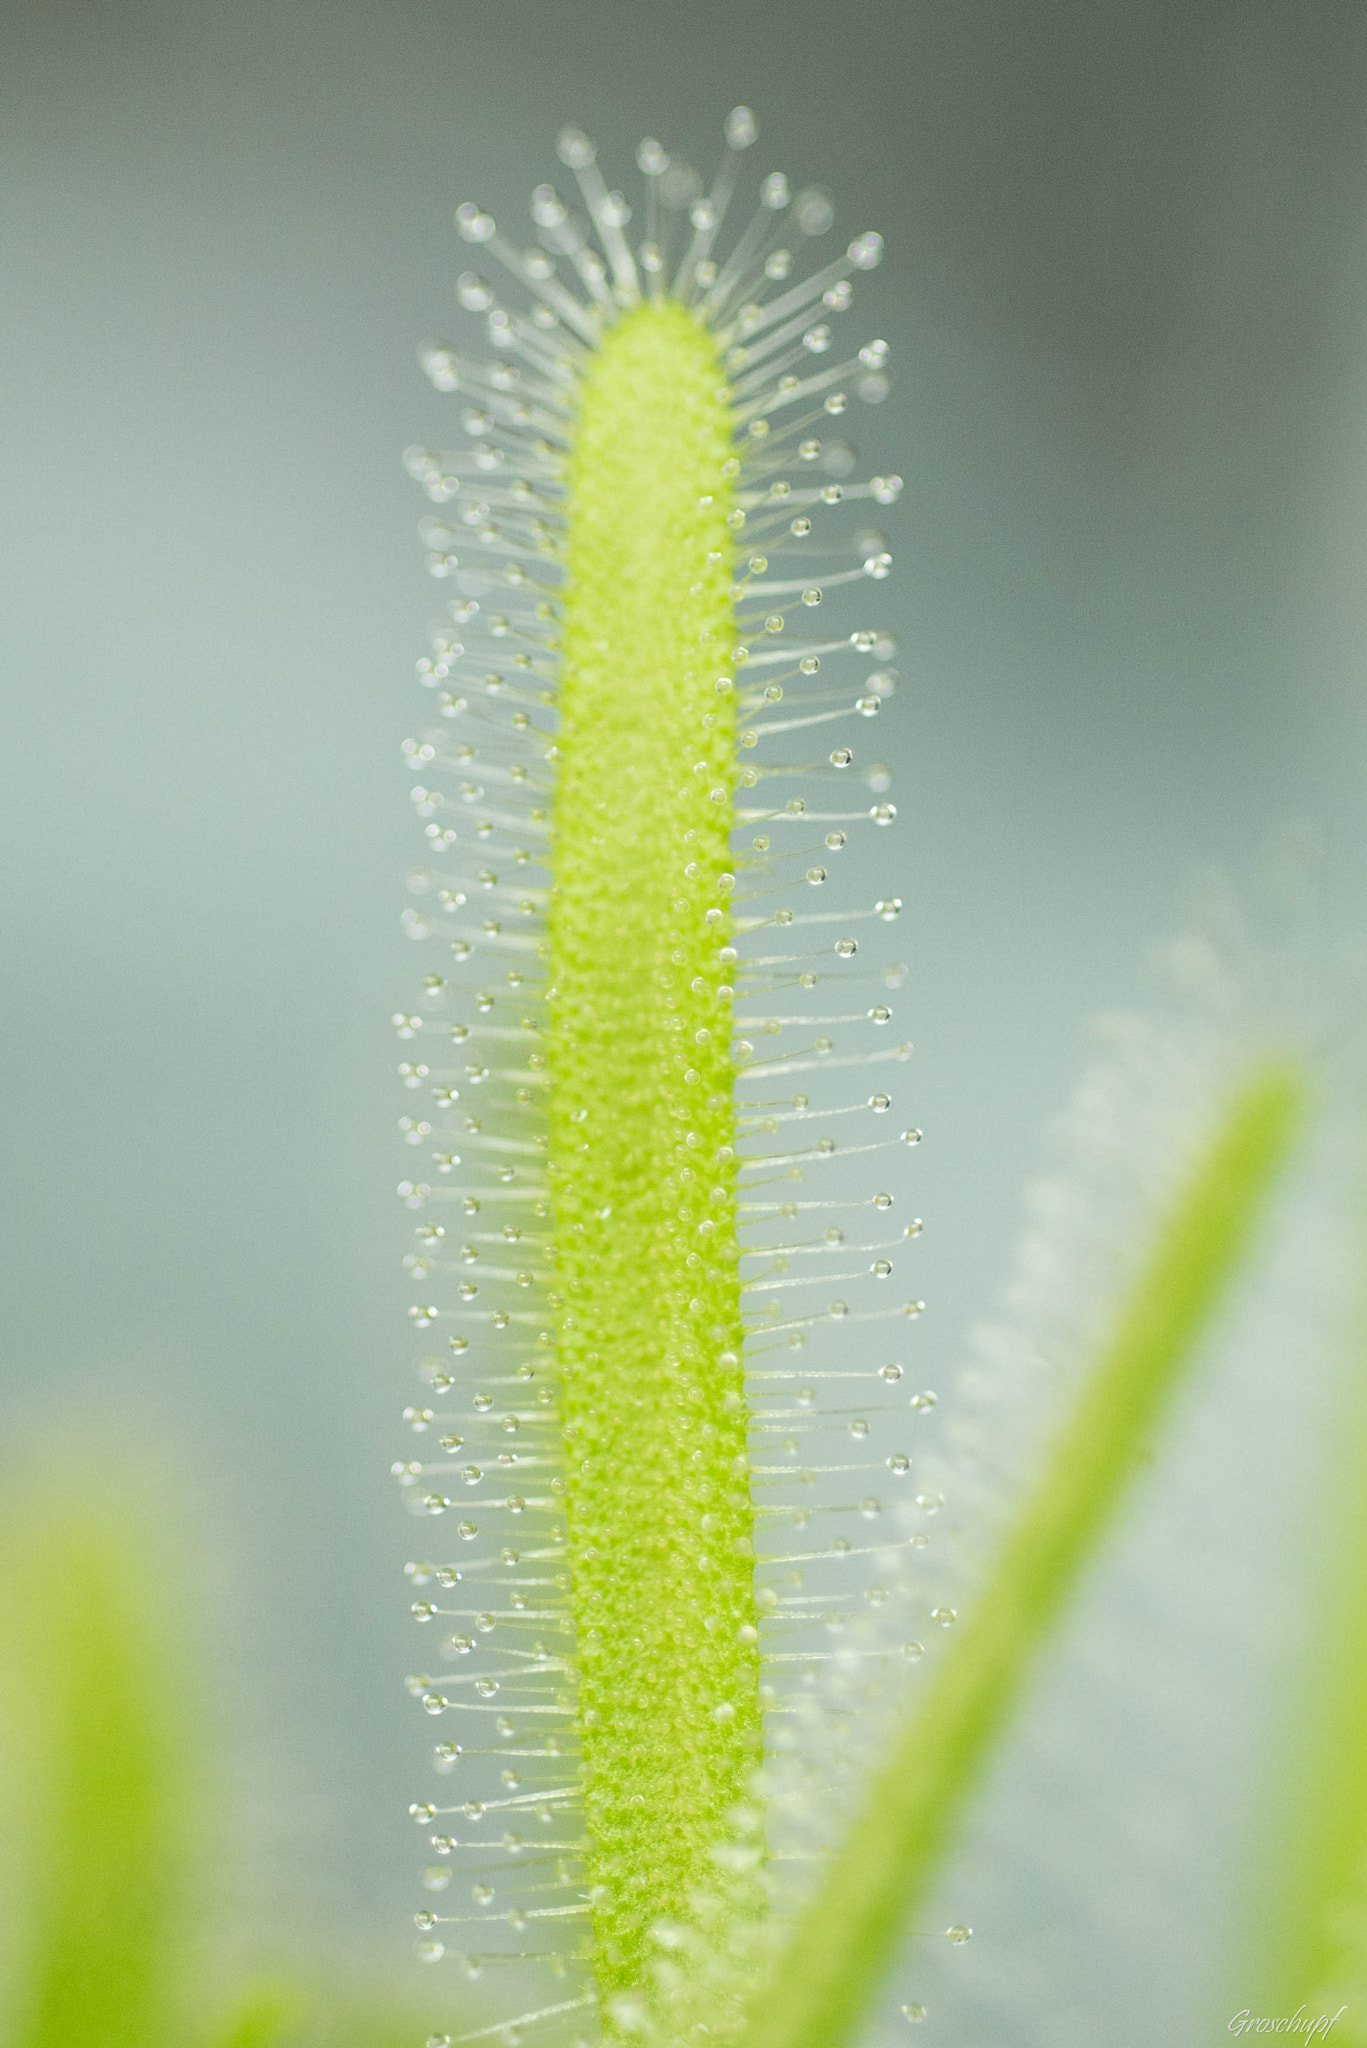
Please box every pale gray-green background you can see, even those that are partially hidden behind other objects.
[2,1,1366,2040]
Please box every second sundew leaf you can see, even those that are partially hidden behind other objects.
[548,301,758,1997]
[738,1060,1308,2048]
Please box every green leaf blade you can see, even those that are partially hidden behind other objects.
[741,1059,1308,2048]
[549,300,759,1998]
[202,1981,302,2048]
[0,1501,192,2048]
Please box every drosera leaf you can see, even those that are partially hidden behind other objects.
[0,1490,192,2048]
[548,295,758,2001]
[1234,1135,1367,2043]
[395,107,907,2047]
[737,1059,1308,2048]
[0,1486,447,2048]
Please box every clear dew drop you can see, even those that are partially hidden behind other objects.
[902,2006,927,2024]
[947,1924,973,1944]
[725,105,758,149]
[556,126,595,168]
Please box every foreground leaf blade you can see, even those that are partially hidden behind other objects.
[0,1500,189,2048]
[202,1982,301,2048]
[741,1061,1307,2048]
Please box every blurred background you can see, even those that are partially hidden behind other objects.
[2,1,1366,2041]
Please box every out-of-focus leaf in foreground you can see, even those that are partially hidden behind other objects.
[0,1491,190,2048]
[204,1981,302,2048]
[739,1060,1308,2048]
[0,1488,439,2048]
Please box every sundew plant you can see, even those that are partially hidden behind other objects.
[394,106,908,2035]
[390,112,1307,2048]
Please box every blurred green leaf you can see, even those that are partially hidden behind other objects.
[740,1060,1307,2048]
[0,1492,191,2048]
[0,1484,453,2048]
[202,1980,302,2048]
